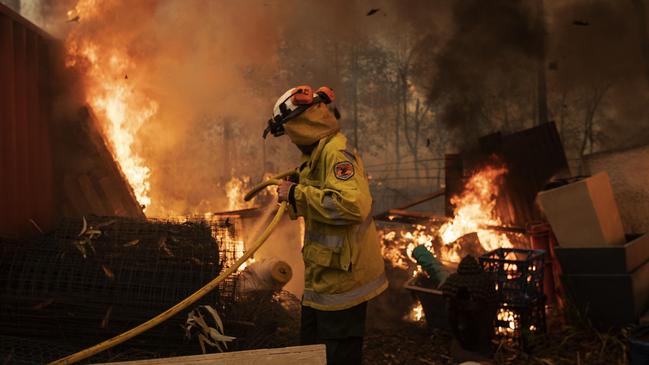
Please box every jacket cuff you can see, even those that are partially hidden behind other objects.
[288,184,297,209]
[292,184,308,217]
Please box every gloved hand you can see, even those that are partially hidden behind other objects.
[277,180,295,203]
[412,245,431,262]
[411,244,449,286]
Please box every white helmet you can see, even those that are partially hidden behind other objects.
[264,85,336,138]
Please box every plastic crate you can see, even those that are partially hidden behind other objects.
[494,298,547,342]
[479,248,545,306]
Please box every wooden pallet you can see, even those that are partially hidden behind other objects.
[91,345,327,365]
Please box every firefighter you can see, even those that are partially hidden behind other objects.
[264,85,388,365]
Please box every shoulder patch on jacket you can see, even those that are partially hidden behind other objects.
[334,161,355,180]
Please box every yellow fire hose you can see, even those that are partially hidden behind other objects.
[49,172,293,365]
[243,170,297,202]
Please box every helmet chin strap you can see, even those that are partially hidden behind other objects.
[263,103,310,139]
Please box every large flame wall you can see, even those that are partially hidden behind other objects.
[60,0,283,217]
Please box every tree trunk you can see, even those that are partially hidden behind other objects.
[536,0,549,125]
[632,0,649,91]
[394,84,401,178]
[579,86,609,158]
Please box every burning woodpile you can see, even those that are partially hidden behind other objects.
[65,3,157,210]
[378,163,528,327]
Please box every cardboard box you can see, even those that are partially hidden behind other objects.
[561,259,649,327]
[555,234,649,275]
[536,172,625,247]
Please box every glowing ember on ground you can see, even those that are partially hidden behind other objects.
[405,302,424,322]
[65,1,157,210]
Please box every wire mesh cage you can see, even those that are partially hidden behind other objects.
[222,290,301,351]
[0,212,280,362]
[0,335,110,365]
[0,216,223,354]
[204,214,245,309]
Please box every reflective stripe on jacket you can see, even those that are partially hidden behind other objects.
[289,132,388,311]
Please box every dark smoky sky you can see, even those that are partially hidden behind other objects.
[421,0,649,151]
[423,0,542,147]
[547,0,649,149]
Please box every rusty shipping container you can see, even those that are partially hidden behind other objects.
[0,3,54,237]
[0,3,144,238]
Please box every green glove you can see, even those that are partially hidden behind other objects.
[412,245,449,286]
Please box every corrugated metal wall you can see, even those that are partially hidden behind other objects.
[0,3,54,237]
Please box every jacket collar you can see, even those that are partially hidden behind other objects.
[300,133,340,169]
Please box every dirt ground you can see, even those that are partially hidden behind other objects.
[361,314,630,365]
[360,259,630,365]
[363,323,457,365]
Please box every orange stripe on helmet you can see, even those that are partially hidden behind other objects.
[291,85,314,105]
[315,86,335,104]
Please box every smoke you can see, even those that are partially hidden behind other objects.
[421,0,542,149]
[421,0,649,153]
[546,0,649,151]
[31,0,451,216]
[25,0,649,216]
[35,0,285,216]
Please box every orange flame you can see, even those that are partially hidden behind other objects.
[380,165,516,321]
[65,1,157,210]
[440,165,512,252]
[225,176,253,211]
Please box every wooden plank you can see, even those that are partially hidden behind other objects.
[382,209,526,234]
[63,174,90,216]
[78,174,109,215]
[98,176,127,215]
[91,345,327,365]
[388,209,439,220]
[81,107,145,218]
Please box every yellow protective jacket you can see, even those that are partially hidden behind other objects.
[288,132,388,311]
